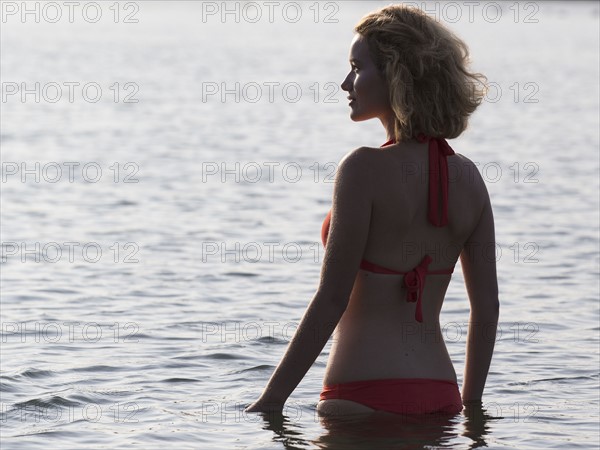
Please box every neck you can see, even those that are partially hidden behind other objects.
[379,112,397,143]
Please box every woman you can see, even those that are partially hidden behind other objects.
[246,4,498,416]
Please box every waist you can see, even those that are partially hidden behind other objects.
[323,377,459,389]
[325,316,457,374]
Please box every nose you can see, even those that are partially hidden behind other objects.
[341,72,354,92]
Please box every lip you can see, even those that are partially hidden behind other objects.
[349,99,356,105]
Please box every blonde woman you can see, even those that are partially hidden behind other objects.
[246,4,498,416]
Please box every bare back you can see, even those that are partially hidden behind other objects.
[322,139,488,386]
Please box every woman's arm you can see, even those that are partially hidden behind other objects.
[460,179,500,403]
[245,148,374,413]
[244,291,347,412]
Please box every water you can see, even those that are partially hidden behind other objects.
[1,1,599,448]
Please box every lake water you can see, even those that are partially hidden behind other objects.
[1,1,599,448]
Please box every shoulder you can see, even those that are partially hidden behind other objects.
[336,146,379,178]
[449,152,486,190]
[332,146,378,195]
[338,146,377,166]
[449,152,491,220]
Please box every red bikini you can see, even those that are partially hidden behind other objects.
[319,378,463,415]
[319,135,463,415]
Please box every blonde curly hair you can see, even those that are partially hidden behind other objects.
[354,4,488,141]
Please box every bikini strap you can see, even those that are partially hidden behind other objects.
[416,134,455,227]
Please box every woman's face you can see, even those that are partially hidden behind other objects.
[341,34,392,122]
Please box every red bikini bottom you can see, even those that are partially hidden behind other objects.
[319,378,463,415]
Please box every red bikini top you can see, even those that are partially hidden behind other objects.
[320,134,455,322]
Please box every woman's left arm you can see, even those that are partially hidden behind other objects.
[245,147,374,413]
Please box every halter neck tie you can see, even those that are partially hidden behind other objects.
[417,134,455,226]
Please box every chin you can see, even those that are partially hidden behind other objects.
[349,110,372,122]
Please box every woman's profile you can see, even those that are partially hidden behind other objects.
[246,4,499,417]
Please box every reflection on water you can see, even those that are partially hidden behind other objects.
[461,401,496,449]
[253,402,497,450]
